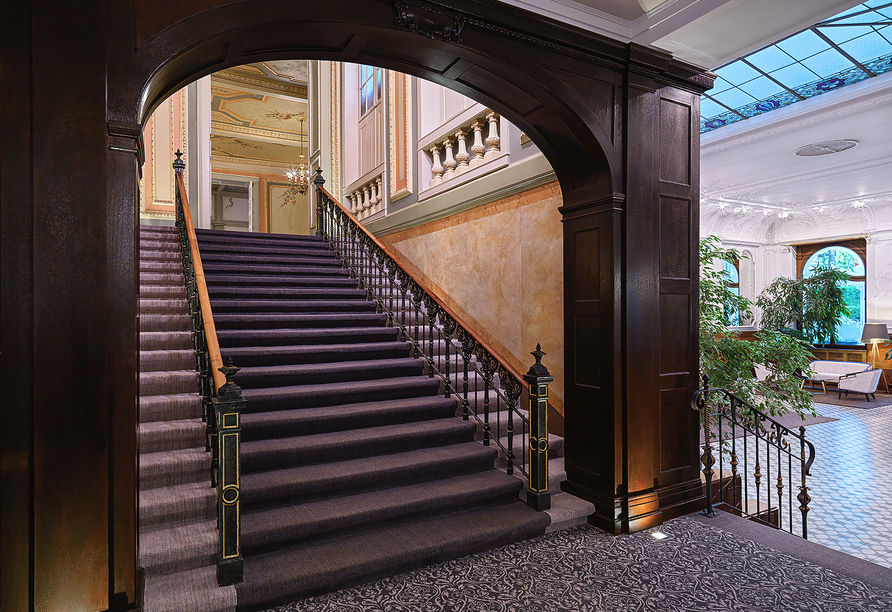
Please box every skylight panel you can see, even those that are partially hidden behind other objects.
[768,63,821,87]
[736,75,786,99]
[700,97,726,119]
[709,76,735,95]
[710,87,758,109]
[776,30,832,60]
[820,24,875,45]
[840,30,892,62]
[713,62,761,85]
[800,48,858,77]
[746,46,796,72]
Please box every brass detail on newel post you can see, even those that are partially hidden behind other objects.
[523,344,553,511]
[213,360,245,586]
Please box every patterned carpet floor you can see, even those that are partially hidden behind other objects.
[264,513,892,612]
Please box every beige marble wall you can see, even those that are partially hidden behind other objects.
[380,181,564,411]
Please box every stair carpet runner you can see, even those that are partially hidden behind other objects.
[137,225,592,612]
[138,225,238,612]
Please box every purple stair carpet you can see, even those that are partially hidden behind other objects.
[195,228,549,612]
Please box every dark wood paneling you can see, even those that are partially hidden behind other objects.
[575,315,602,387]
[574,228,601,301]
[1,3,35,611]
[660,196,691,279]
[660,294,691,374]
[659,98,691,186]
[660,387,695,473]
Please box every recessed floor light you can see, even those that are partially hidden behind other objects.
[650,530,671,541]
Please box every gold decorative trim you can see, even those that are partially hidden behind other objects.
[211,122,305,142]
[331,62,341,199]
[214,69,308,99]
[388,71,413,203]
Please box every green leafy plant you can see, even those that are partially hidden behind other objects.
[699,236,815,419]
[757,267,852,345]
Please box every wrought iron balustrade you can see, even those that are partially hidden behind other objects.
[173,151,243,586]
[314,170,552,510]
[692,375,816,538]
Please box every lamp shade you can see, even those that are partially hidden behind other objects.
[861,323,889,343]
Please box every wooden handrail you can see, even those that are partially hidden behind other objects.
[176,172,226,394]
[318,185,529,389]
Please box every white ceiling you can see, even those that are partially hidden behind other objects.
[700,70,892,243]
[495,0,861,68]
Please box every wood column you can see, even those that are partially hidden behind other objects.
[561,46,705,534]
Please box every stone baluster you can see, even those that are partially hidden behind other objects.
[442,138,457,180]
[369,180,379,208]
[429,144,444,187]
[454,129,470,174]
[352,190,361,215]
[485,112,501,161]
[362,185,372,218]
[469,120,486,168]
[374,177,384,214]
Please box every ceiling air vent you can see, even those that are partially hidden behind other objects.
[794,140,858,157]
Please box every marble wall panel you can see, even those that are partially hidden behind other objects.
[383,181,564,412]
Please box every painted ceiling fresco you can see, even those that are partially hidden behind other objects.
[215,61,309,98]
[210,134,307,165]
[211,83,308,142]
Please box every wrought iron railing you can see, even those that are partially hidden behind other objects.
[173,151,243,585]
[314,170,552,510]
[692,374,816,538]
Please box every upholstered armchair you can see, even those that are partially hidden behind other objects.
[838,368,883,401]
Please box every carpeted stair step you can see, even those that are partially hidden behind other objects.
[139,393,204,423]
[217,326,400,348]
[140,519,217,577]
[242,418,478,473]
[141,250,181,261]
[199,242,332,258]
[196,228,325,245]
[510,457,568,499]
[210,298,376,314]
[203,263,349,277]
[234,357,426,389]
[544,493,595,533]
[140,240,180,251]
[140,370,199,396]
[139,315,192,334]
[213,312,385,331]
[140,272,186,286]
[222,341,411,367]
[140,349,195,372]
[234,501,549,611]
[141,260,185,272]
[495,433,564,468]
[142,565,237,612]
[140,284,188,299]
[242,470,523,555]
[241,375,441,413]
[240,395,458,442]
[139,481,216,531]
[139,418,206,453]
[140,298,189,314]
[140,330,193,349]
[241,442,498,511]
[140,447,211,490]
[207,286,367,300]
[200,251,339,265]
[206,275,358,289]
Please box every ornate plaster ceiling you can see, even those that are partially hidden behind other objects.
[210,82,308,143]
[210,134,307,166]
[214,61,308,98]
[700,69,892,243]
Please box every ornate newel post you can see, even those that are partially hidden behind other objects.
[213,360,244,586]
[314,168,325,236]
[697,374,717,518]
[798,425,812,538]
[523,344,552,511]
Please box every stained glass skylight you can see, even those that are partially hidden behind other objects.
[701,1,892,134]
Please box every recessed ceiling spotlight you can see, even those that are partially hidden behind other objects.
[762,209,770,216]
[815,206,827,213]
[852,200,866,208]
[718,202,727,211]
[794,140,858,157]
[778,211,790,219]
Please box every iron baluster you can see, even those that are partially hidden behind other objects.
[695,374,716,518]
[442,317,456,399]
[798,425,813,539]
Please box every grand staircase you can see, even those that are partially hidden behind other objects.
[137,224,591,612]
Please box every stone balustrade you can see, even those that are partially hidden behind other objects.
[428,111,501,188]
[344,173,385,220]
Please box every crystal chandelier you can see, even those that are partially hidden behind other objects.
[283,115,310,206]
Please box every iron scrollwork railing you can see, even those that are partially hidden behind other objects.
[313,170,552,509]
[692,374,816,538]
[173,151,243,585]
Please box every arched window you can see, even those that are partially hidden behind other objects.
[723,258,741,326]
[798,241,866,344]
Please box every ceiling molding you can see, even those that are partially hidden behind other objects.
[213,69,308,98]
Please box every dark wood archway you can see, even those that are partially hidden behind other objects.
[2,1,712,609]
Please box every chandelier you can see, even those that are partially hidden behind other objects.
[283,115,310,206]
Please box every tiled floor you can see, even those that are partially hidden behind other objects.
[714,398,892,568]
